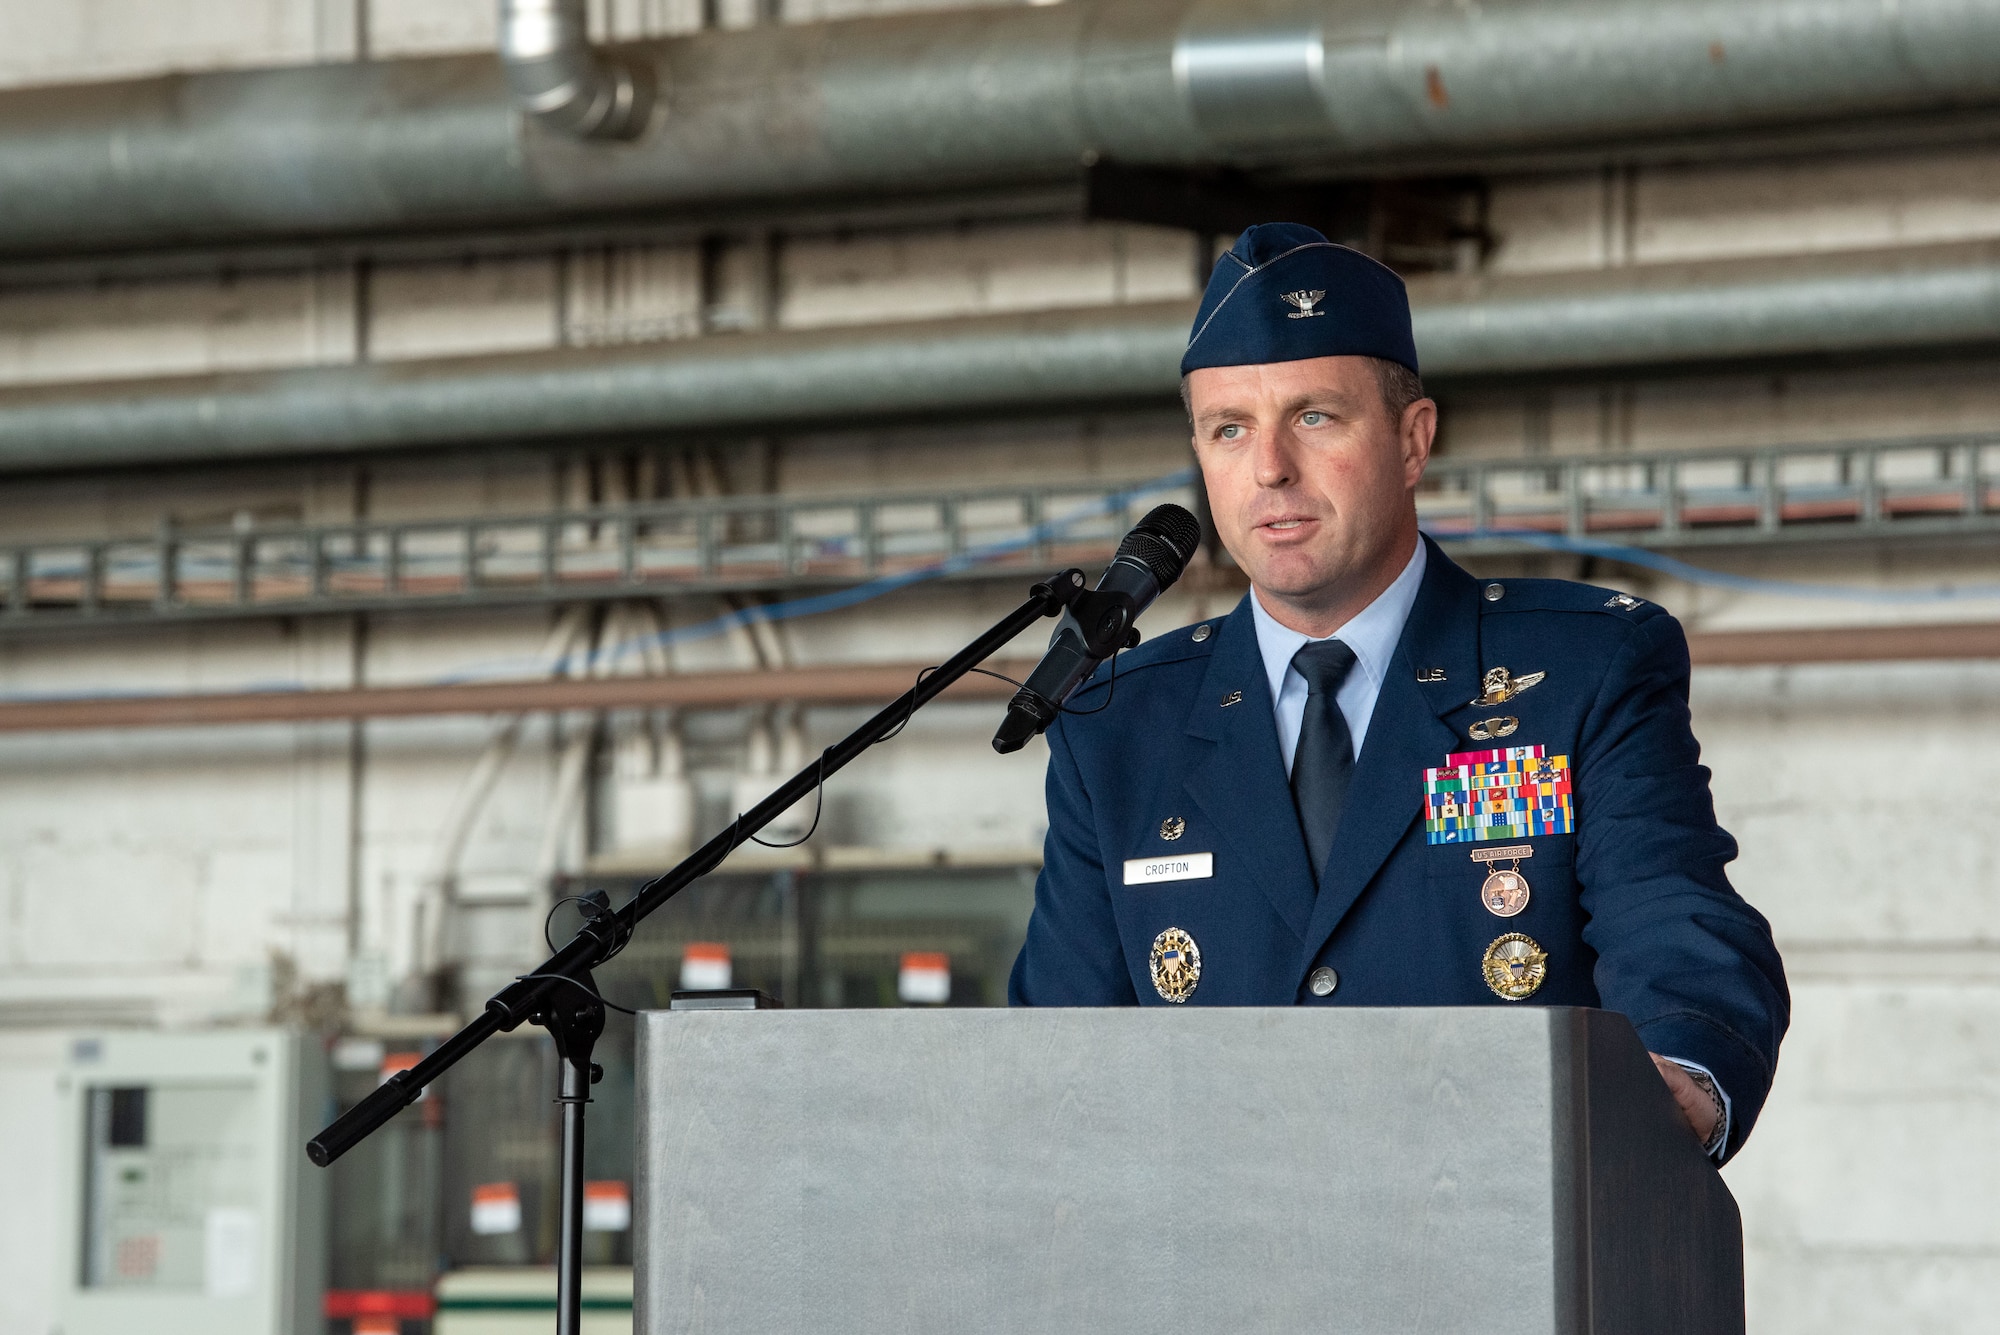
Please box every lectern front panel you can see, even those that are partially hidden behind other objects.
[635,1007,1741,1335]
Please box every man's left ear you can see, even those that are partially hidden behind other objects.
[1402,398,1438,478]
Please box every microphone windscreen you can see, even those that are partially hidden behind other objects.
[1113,504,1202,587]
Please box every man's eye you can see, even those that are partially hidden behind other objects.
[1218,424,1242,440]
[1300,411,1326,426]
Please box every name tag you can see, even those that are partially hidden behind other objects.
[1123,852,1214,886]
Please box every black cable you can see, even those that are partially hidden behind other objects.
[543,891,634,956]
[967,665,1029,691]
[1056,646,1122,716]
[515,972,639,1016]
[745,749,827,849]
[875,663,943,743]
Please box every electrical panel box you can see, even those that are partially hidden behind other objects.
[54,1028,327,1335]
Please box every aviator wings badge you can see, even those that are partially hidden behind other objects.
[1281,289,1327,319]
[1469,666,1545,709]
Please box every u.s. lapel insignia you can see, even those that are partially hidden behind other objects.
[1482,932,1547,1000]
[1150,928,1201,1003]
[1469,666,1545,708]
[1416,666,1447,683]
[1220,690,1243,708]
[1468,716,1519,741]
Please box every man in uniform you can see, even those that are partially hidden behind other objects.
[1008,223,1789,1162]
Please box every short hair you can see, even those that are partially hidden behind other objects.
[1372,358,1427,418]
[1181,357,1428,424]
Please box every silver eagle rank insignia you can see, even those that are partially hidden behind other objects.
[1280,290,1326,319]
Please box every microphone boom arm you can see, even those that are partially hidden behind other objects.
[305,567,1085,1169]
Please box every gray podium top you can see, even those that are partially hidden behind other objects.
[635,1007,1741,1335]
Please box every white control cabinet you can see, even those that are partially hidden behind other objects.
[52,1029,326,1335]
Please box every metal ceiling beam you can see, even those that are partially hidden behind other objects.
[0,659,1033,733]
[2,0,2000,259]
[3,242,2000,474]
[1,621,1996,733]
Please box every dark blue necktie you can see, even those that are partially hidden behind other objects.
[1289,639,1359,884]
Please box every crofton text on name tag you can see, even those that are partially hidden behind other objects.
[1122,853,1215,885]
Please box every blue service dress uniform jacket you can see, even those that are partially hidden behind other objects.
[1008,538,1789,1161]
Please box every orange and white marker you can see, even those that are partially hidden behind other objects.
[470,1182,522,1236]
[583,1180,631,1232]
[680,942,732,991]
[898,952,951,1005]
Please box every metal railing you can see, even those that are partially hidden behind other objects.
[1421,432,2000,554]
[0,478,1198,630]
[4,433,1997,631]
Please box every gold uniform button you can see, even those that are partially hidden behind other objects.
[1308,966,1339,997]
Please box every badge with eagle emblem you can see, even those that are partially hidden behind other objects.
[1149,927,1202,1003]
[1280,289,1326,319]
[1482,932,1548,1000]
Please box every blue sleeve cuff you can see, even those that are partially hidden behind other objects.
[1633,1010,1773,1162]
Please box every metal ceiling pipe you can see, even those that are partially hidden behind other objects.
[2,0,2000,258]
[499,0,654,140]
[2,241,2000,474]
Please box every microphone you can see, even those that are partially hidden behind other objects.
[992,503,1202,754]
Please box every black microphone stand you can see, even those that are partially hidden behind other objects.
[306,567,1089,1335]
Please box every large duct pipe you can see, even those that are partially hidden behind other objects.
[499,0,654,140]
[2,0,2000,258]
[3,241,1999,473]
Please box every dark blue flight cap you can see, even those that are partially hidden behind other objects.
[1180,222,1419,377]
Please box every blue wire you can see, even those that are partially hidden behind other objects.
[437,469,1200,684]
[1450,526,2000,604]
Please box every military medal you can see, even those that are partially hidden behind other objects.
[1149,927,1201,1003]
[1482,933,1547,1000]
[1470,843,1533,917]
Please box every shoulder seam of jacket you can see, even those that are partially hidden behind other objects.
[1480,591,1668,620]
[1067,639,1215,697]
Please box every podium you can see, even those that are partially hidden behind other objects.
[635,1007,1743,1334]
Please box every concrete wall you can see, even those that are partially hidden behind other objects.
[0,2,1995,1332]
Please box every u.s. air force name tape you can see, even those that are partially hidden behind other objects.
[1123,852,1214,885]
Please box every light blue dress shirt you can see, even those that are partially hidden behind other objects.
[1249,538,1428,775]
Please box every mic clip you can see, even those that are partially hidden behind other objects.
[991,574,1145,754]
[1038,569,1141,658]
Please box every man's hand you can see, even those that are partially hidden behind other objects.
[1650,1052,1722,1149]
